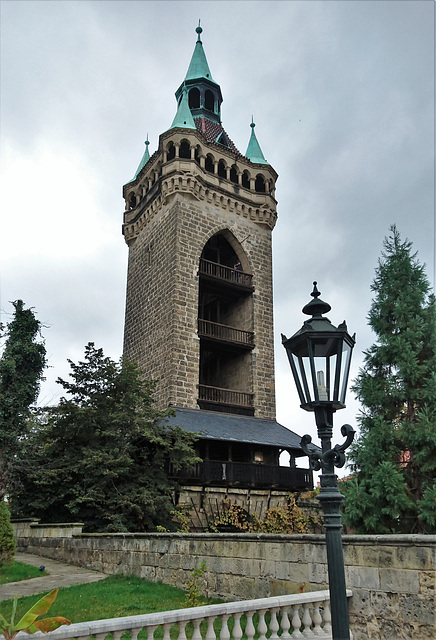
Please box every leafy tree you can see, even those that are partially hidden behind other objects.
[342,226,436,533]
[0,301,46,499]
[10,343,198,532]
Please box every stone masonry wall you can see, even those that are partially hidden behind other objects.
[15,530,435,640]
[124,191,276,418]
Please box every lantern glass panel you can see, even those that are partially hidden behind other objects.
[290,352,310,405]
[339,340,353,404]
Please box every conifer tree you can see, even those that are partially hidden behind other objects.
[10,343,198,532]
[0,500,16,567]
[0,301,46,499]
[342,226,436,533]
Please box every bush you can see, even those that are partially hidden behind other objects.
[0,500,16,568]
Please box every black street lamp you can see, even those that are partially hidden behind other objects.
[281,282,356,640]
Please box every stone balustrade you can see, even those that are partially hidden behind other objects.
[11,590,351,640]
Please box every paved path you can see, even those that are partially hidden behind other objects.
[0,552,107,601]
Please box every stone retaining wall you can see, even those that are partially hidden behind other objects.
[14,530,435,640]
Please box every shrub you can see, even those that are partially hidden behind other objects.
[0,501,16,568]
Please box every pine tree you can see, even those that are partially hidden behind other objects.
[342,226,436,533]
[10,343,199,532]
[0,301,46,499]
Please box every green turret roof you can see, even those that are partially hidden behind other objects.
[133,137,151,180]
[168,86,196,130]
[245,119,268,165]
[185,21,214,82]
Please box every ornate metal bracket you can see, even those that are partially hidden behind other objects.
[300,424,356,472]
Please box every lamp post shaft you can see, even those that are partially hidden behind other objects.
[316,408,351,640]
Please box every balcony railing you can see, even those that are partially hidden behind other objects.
[198,319,254,347]
[23,590,353,640]
[169,460,313,490]
[199,258,253,288]
[198,384,253,409]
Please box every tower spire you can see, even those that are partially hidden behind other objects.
[245,118,269,165]
[184,21,214,82]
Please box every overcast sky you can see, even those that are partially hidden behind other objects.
[1,0,434,467]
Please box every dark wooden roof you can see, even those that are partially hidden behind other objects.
[164,407,319,455]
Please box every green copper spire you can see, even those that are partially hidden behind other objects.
[185,20,214,82]
[168,86,196,130]
[245,118,268,164]
[132,136,151,180]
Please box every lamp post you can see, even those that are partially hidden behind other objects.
[281,282,356,640]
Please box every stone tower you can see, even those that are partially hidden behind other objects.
[122,25,279,420]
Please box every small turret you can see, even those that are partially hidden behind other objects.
[168,86,196,131]
[131,136,151,181]
[245,118,268,165]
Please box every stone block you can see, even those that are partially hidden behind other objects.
[399,593,436,626]
[258,559,277,578]
[379,568,419,594]
[396,544,435,570]
[347,586,372,617]
[308,562,328,584]
[419,570,435,595]
[380,618,416,640]
[368,591,400,620]
[346,565,380,590]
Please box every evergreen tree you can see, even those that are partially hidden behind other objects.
[0,500,16,567]
[10,343,198,532]
[0,301,46,499]
[342,226,436,533]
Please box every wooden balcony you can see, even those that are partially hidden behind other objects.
[199,258,254,290]
[198,384,254,415]
[198,319,255,349]
[169,460,313,490]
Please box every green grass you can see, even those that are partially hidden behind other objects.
[0,575,218,623]
[0,561,48,585]
[0,576,269,640]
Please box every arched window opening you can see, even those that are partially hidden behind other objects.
[167,143,176,161]
[194,147,201,164]
[179,140,190,159]
[205,89,214,112]
[205,155,214,174]
[128,193,137,210]
[189,88,200,109]
[201,233,242,273]
[255,174,266,193]
[218,160,226,178]
[242,171,250,189]
[230,165,238,184]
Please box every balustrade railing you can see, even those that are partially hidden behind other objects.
[15,590,353,640]
[198,320,254,347]
[198,384,253,409]
[199,259,253,288]
[168,460,312,489]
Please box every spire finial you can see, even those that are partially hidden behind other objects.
[302,281,331,318]
[196,19,202,42]
[311,281,320,299]
[145,133,150,147]
[251,115,255,129]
